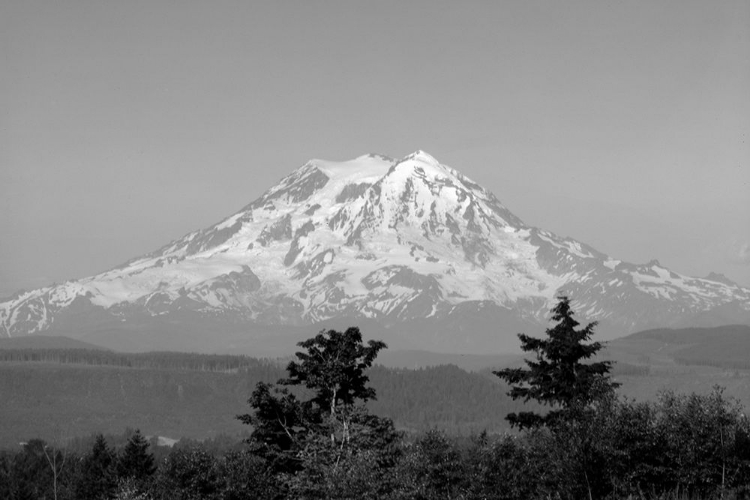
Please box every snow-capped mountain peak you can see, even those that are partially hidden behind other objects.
[1,151,748,353]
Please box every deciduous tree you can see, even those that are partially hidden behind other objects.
[238,327,393,475]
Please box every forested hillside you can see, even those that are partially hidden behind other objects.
[0,348,528,448]
[623,324,750,370]
[0,347,276,372]
[4,323,750,449]
[2,319,749,499]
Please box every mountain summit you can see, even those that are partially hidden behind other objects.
[2,152,749,353]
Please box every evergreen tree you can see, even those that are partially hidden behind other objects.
[76,434,117,500]
[0,453,11,500]
[10,440,52,500]
[494,296,619,428]
[117,429,156,482]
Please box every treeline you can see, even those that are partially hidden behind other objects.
[369,365,538,433]
[0,352,530,446]
[675,355,750,371]
[4,312,750,499]
[0,348,279,373]
[609,360,650,376]
[630,325,750,372]
[65,429,246,457]
[0,430,263,500]
[2,389,749,499]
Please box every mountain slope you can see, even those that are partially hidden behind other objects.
[2,151,748,353]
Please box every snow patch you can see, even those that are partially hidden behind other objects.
[604,259,621,270]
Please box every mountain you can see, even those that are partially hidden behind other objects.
[2,151,749,354]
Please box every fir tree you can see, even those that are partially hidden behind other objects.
[117,429,156,482]
[494,296,620,428]
[76,434,116,500]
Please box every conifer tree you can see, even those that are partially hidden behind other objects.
[117,429,156,482]
[494,296,619,428]
[76,434,116,500]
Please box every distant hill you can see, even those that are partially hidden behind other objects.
[377,349,520,372]
[0,348,529,449]
[624,323,750,344]
[2,325,749,448]
[610,324,750,369]
[0,335,108,351]
[593,324,750,402]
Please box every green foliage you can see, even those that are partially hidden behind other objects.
[510,388,750,499]
[238,327,394,476]
[397,429,468,499]
[613,388,750,496]
[152,449,222,500]
[75,434,117,500]
[0,353,531,449]
[112,477,154,500]
[117,430,156,487]
[5,321,750,498]
[2,389,750,499]
[286,407,402,499]
[220,450,280,500]
[285,441,396,499]
[0,438,79,500]
[629,325,750,371]
[0,360,284,450]
[9,439,55,500]
[0,453,11,500]
[0,348,273,373]
[494,295,619,428]
[368,364,539,434]
[462,433,542,500]
[282,327,386,414]
[236,382,311,472]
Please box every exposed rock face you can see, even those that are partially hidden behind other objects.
[1,151,749,352]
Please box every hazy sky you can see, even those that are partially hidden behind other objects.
[2,1,749,297]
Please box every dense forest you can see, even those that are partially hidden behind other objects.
[0,346,540,447]
[2,302,750,499]
[0,348,278,373]
[3,388,748,500]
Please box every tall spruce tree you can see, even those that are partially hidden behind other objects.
[117,429,156,482]
[494,296,619,428]
[76,434,116,500]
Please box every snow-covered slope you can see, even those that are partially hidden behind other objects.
[2,151,749,352]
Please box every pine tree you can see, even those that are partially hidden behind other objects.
[76,434,117,500]
[494,296,619,428]
[117,429,156,482]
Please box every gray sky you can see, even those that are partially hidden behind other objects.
[1,0,749,297]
